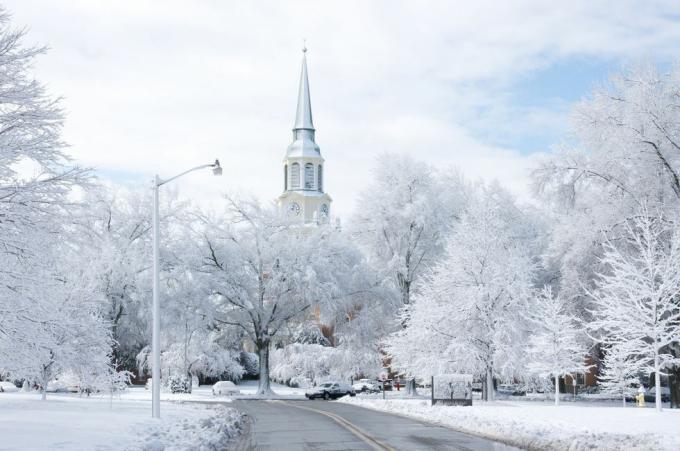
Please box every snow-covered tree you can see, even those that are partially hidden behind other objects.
[525,286,592,406]
[239,351,259,378]
[351,153,464,306]
[598,343,642,407]
[588,210,680,411]
[387,182,538,400]
[533,64,680,310]
[70,186,196,372]
[293,322,331,346]
[10,250,116,400]
[270,342,382,387]
[0,10,120,393]
[199,196,368,395]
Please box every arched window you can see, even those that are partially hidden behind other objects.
[291,163,300,188]
[304,163,314,189]
[284,164,288,191]
[317,165,323,192]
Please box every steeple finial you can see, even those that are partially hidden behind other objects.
[293,43,314,131]
[302,38,307,54]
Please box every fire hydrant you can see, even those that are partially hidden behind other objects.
[636,386,646,407]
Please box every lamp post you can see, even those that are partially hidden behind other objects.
[151,159,222,419]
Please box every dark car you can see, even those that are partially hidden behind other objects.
[305,382,356,400]
[497,384,527,396]
[644,386,670,403]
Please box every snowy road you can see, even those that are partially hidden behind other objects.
[231,399,518,450]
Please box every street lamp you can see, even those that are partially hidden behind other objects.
[151,159,221,419]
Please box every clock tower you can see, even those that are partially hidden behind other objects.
[277,47,332,223]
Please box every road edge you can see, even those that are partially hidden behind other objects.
[230,413,254,451]
[336,399,531,451]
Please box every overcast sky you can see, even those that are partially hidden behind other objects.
[6,1,680,218]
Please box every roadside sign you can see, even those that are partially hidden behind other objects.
[431,374,473,406]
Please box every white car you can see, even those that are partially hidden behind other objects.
[0,381,18,393]
[46,372,80,393]
[212,381,239,396]
[352,379,380,393]
[46,379,79,393]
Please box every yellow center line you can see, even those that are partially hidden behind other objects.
[269,400,396,451]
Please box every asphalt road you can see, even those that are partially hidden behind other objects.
[231,399,519,451]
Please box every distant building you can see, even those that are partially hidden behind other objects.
[277,47,332,223]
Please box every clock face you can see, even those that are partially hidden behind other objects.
[288,202,301,216]
[320,204,329,216]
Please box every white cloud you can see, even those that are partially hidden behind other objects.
[4,0,680,218]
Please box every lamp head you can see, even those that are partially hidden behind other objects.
[212,159,222,176]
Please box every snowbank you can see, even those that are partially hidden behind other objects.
[140,406,244,451]
[339,397,680,450]
[0,392,243,450]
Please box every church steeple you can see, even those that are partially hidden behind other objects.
[278,44,332,224]
[293,46,315,133]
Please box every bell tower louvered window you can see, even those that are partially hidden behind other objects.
[284,164,288,191]
[317,165,323,192]
[291,162,300,188]
[304,163,314,189]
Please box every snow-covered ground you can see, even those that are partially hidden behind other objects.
[231,379,306,399]
[0,389,244,450]
[339,396,680,450]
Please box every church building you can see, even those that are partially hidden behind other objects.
[277,48,332,223]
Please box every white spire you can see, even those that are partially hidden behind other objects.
[293,46,314,131]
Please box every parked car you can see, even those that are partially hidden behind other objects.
[305,382,356,400]
[497,384,526,396]
[416,378,432,388]
[46,379,79,393]
[0,381,19,393]
[42,372,80,393]
[645,386,671,403]
[212,381,239,396]
[352,379,380,393]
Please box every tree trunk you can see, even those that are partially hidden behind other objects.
[484,366,494,401]
[669,366,680,409]
[40,366,49,401]
[554,375,560,406]
[406,378,417,397]
[654,352,662,411]
[622,394,626,408]
[397,272,411,306]
[256,341,272,396]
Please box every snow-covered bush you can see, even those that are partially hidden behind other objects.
[188,346,245,383]
[293,322,331,346]
[166,374,192,394]
[271,343,381,386]
[137,343,245,383]
[239,351,259,377]
[140,406,244,451]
